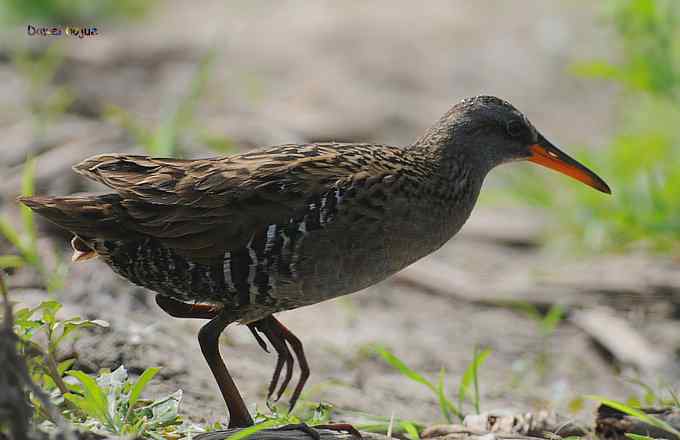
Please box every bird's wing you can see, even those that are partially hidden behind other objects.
[69,143,403,258]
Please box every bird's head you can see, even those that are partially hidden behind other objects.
[417,96,611,194]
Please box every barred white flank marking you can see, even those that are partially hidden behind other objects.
[246,234,259,304]
[290,216,309,279]
[223,251,235,291]
[264,224,277,254]
[263,224,278,297]
[319,194,329,225]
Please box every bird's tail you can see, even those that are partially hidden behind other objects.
[18,194,135,262]
[17,194,130,240]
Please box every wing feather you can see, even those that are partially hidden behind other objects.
[62,143,404,258]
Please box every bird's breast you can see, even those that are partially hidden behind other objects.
[282,182,481,306]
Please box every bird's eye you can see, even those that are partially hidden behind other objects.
[506,120,523,137]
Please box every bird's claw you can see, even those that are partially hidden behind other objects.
[248,324,270,353]
[249,316,310,412]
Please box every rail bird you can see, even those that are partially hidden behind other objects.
[20,96,610,435]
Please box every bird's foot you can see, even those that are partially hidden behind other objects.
[268,423,361,439]
[248,316,309,411]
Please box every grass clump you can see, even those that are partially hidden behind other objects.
[500,0,680,253]
[12,299,108,402]
[1,269,192,440]
[370,345,490,439]
[64,366,184,439]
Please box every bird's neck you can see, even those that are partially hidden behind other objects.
[398,142,486,246]
[407,140,489,202]
[411,118,497,177]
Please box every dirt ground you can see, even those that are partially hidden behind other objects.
[0,0,678,429]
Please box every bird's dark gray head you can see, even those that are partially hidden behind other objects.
[415,96,539,168]
[414,95,611,194]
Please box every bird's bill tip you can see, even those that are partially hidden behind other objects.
[527,143,611,194]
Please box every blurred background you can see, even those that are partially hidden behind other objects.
[0,0,678,436]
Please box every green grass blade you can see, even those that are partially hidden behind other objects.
[126,367,160,421]
[541,305,565,335]
[472,347,489,414]
[150,109,178,157]
[458,347,491,414]
[67,370,115,431]
[64,393,100,421]
[0,217,38,267]
[436,368,453,423]
[0,255,25,269]
[353,423,390,433]
[587,395,680,437]
[374,346,435,392]
[436,368,463,422]
[0,219,24,252]
[399,420,421,439]
[57,358,75,375]
[625,434,656,440]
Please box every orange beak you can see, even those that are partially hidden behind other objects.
[528,135,611,194]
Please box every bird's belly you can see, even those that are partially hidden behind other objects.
[290,211,456,306]
[96,238,235,305]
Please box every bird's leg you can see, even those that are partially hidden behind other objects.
[248,316,309,411]
[155,295,220,319]
[156,299,355,434]
[155,295,252,428]
[199,309,254,428]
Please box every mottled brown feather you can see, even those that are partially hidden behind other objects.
[24,143,407,260]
